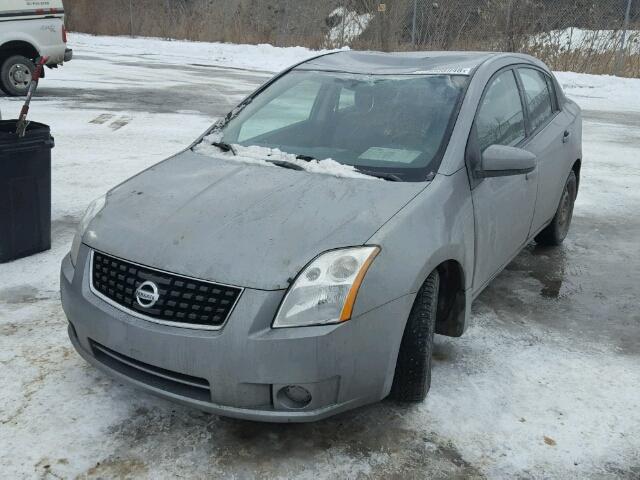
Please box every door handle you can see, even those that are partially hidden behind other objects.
[562,130,571,143]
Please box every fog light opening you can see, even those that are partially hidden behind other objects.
[277,385,312,409]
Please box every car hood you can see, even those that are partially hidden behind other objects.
[85,150,427,290]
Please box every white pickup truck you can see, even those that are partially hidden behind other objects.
[0,0,72,96]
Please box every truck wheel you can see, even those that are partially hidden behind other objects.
[535,171,577,246]
[1,55,35,96]
[390,269,440,402]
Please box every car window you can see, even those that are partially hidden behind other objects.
[238,79,322,142]
[475,70,525,152]
[518,68,554,132]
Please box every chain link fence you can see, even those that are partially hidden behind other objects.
[66,0,639,76]
[332,0,638,76]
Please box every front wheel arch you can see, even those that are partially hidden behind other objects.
[388,260,467,401]
[434,260,467,337]
[390,269,440,401]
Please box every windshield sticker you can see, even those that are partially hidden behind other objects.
[359,147,422,164]
[412,67,472,75]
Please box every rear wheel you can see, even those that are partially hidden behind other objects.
[535,171,577,246]
[390,269,440,402]
[1,55,35,96]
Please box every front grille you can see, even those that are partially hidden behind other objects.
[90,340,211,402]
[91,250,242,328]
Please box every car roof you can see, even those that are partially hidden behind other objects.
[295,50,503,75]
[294,50,539,76]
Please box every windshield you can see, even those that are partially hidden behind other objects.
[209,70,468,182]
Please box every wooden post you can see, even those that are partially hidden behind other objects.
[614,0,633,76]
[378,2,389,51]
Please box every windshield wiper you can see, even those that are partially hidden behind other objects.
[210,141,237,156]
[358,170,403,182]
[295,156,404,182]
[267,159,304,171]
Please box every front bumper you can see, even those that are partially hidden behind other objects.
[61,245,414,422]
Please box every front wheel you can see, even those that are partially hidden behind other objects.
[390,269,440,402]
[535,170,577,246]
[0,55,35,96]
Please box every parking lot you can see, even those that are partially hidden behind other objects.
[0,35,639,479]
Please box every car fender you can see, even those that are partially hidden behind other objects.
[352,168,474,326]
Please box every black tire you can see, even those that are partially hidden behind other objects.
[390,269,440,402]
[535,170,577,246]
[1,55,35,96]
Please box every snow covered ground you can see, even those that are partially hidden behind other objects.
[0,34,639,479]
[69,32,338,73]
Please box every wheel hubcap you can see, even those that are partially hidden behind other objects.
[9,64,31,90]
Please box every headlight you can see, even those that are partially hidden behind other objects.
[272,246,380,328]
[70,194,106,267]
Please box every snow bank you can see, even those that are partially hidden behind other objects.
[194,133,377,180]
[555,71,640,112]
[69,32,339,73]
[529,28,640,55]
[326,7,373,47]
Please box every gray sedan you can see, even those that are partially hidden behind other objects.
[61,51,582,422]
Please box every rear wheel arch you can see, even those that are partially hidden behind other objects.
[572,159,581,195]
[535,170,577,246]
[0,41,39,62]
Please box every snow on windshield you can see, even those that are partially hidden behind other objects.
[194,132,378,180]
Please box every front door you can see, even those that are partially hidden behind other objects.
[469,69,539,294]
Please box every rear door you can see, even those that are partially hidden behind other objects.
[467,68,539,293]
[515,67,573,233]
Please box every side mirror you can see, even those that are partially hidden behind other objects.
[478,145,536,178]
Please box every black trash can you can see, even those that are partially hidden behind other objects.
[0,120,54,263]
